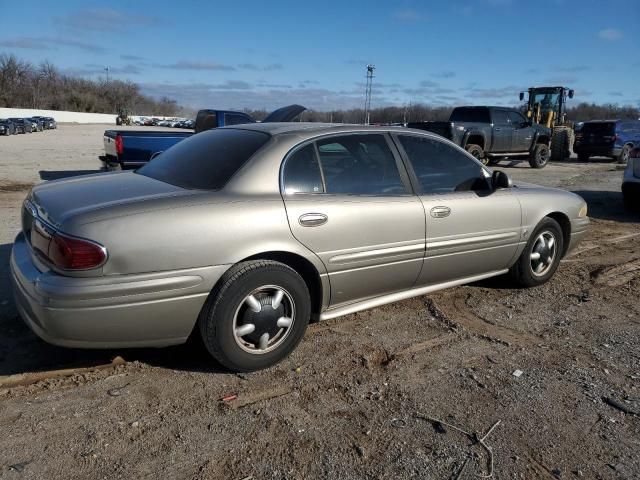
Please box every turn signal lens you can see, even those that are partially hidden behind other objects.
[578,203,588,218]
[48,232,107,270]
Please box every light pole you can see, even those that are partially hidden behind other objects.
[104,66,110,83]
[364,64,375,125]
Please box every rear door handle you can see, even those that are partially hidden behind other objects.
[430,206,451,218]
[299,213,328,227]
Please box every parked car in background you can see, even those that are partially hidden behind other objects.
[12,123,589,371]
[43,117,57,129]
[622,146,640,211]
[28,118,44,132]
[407,106,553,168]
[103,105,305,170]
[574,120,640,163]
[9,118,33,134]
[0,119,16,136]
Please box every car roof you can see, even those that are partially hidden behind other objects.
[224,122,414,137]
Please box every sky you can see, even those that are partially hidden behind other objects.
[0,0,638,112]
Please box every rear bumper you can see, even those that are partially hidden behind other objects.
[566,217,590,255]
[573,145,620,157]
[10,233,229,348]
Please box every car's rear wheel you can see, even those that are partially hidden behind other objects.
[509,217,564,287]
[199,260,310,372]
[529,144,550,168]
[465,144,487,165]
[577,153,590,162]
[618,144,632,164]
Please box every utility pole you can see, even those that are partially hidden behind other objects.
[104,66,110,83]
[364,64,375,125]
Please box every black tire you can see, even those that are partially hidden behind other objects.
[623,189,638,212]
[618,144,632,164]
[529,143,550,169]
[465,144,487,165]
[509,217,564,288]
[198,260,311,372]
[578,153,590,162]
[551,127,573,161]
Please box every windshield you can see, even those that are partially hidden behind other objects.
[136,128,270,190]
[531,92,560,112]
[581,122,615,135]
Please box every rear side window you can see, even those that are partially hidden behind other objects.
[137,129,270,190]
[316,134,407,195]
[397,135,490,194]
[450,108,490,123]
[492,110,509,124]
[282,134,407,195]
[283,144,324,194]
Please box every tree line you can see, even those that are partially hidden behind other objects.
[2,53,638,122]
[0,53,178,116]
[252,102,639,125]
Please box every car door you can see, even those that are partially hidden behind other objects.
[491,109,513,152]
[393,133,522,286]
[508,111,534,151]
[281,133,426,307]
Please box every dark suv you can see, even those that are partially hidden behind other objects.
[574,120,640,163]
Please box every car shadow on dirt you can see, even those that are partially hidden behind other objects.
[0,242,224,377]
[571,190,639,223]
[39,170,102,181]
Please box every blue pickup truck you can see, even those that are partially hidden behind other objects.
[102,105,305,170]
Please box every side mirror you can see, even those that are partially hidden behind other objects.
[568,89,574,99]
[492,170,513,191]
[519,92,525,101]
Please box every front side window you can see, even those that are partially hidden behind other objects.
[508,111,526,125]
[315,134,406,195]
[397,135,490,194]
[224,113,253,126]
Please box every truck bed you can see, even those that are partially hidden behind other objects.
[103,129,193,169]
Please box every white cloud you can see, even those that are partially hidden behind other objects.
[598,28,622,41]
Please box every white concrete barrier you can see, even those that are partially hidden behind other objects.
[0,108,116,124]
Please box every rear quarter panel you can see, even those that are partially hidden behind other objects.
[64,193,326,277]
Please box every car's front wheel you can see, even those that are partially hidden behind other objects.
[199,260,311,372]
[509,217,564,287]
[529,144,550,168]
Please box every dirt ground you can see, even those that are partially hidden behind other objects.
[0,125,638,479]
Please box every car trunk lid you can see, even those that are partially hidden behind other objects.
[25,171,189,230]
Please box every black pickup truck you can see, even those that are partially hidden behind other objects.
[408,106,552,168]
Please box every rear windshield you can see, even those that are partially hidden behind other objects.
[581,122,615,134]
[136,128,270,190]
[449,107,490,123]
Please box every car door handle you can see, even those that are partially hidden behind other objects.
[299,213,328,227]
[430,206,451,218]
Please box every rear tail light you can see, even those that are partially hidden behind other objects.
[115,134,123,155]
[48,232,107,270]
